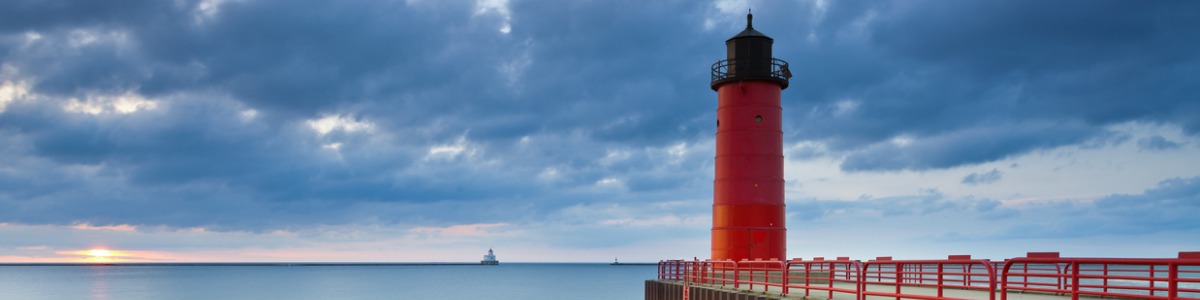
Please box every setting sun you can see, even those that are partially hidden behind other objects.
[81,248,120,263]
[41,248,171,263]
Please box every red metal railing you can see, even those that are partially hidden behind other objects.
[658,259,743,288]
[861,255,997,300]
[657,251,1200,300]
[701,260,739,288]
[784,257,863,299]
[658,259,686,280]
[1000,252,1068,293]
[737,259,786,293]
[1000,252,1200,300]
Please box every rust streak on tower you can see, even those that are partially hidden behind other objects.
[710,12,790,262]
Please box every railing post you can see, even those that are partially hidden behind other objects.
[683,259,693,300]
[1022,262,1029,289]
[1102,263,1109,294]
[878,262,888,283]
[1150,264,1157,296]
[678,260,684,281]
[783,261,791,296]
[859,261,869,300]
[733,260,740,289]
[1071,261,1080,300]
[937,263,945,298]
[1000,260,1012,300]
[827,262,835,299]
[859,261,868,300]
[1168,263,1178,300]
[843,260,852,280]
[805,262,812,298]
[967,263,974,286]
[657,261,662,280]
[1058,262,1066,291]
[680,260,686,281]
[781,260,789,296]
[984,260,997,300]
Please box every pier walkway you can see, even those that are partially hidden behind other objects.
[649,252,1200,300]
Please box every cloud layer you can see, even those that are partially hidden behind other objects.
[1,0,1198,261]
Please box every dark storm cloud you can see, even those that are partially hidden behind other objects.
[1093,176,1200,233]
[961,169,1002,185]
[788,191,1013,223]
[0,0,168,32]
[782,0,1200,168]
[0,0,714,228]
[1137,135,1183,151]
[790,177,1200,241]
[988,176,1200,239]
[840,122,1101,171]
[1,0,1198,232]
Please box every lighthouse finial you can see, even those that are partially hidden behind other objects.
[747,9,753,28]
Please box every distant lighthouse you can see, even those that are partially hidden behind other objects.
[710,12,790,262]
[481,248,499,265]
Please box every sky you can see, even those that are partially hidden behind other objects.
[1,0,1198,263]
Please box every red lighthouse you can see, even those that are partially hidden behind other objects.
[710,13,790,262]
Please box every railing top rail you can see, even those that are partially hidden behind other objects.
[786,259,861,267]
[1005,257,1200,264]
[787,258,860,263]
[863,258,994,264]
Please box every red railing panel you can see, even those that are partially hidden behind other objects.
[657,251,1200,300]
[1000,252,1200,300]
[783,258,863,299]
[860,256,996,300]
[737,259,786,293]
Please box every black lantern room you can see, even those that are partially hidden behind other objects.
[711,13,791,90]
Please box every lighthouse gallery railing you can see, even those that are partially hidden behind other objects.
[710,58,791,89]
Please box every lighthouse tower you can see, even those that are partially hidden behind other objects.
[710,12,790,262]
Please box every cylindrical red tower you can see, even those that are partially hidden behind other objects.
[710,13,790,262]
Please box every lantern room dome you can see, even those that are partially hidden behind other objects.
[729,13,771,41]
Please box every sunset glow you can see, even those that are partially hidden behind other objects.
[80,248,119,262]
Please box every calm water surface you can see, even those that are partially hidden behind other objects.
[0,263,656,300]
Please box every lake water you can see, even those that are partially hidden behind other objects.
[0,263,657,300]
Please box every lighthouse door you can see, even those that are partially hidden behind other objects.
[749,230,768,259]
